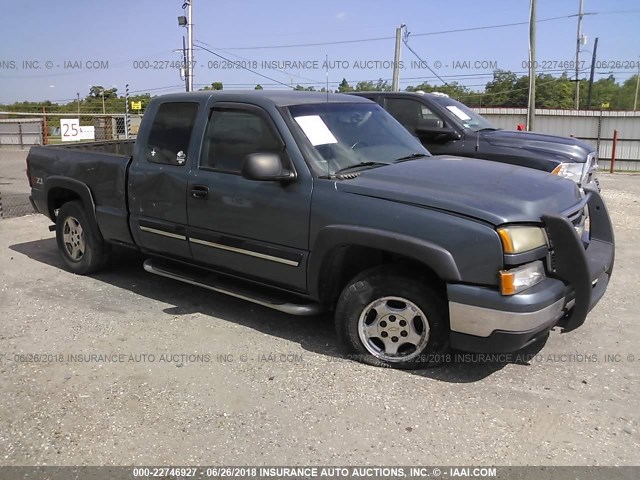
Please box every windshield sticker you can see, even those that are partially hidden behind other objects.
[446,105,472,121]
[294,115,338,146]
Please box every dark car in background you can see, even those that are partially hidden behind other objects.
[351,91,599,189]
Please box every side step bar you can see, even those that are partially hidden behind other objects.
[143,259,323,316]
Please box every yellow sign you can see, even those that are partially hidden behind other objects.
[601,102,610,109]
[131,101,142,110]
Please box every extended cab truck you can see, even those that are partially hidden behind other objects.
[351,92,599,189]
[27,91,614,369]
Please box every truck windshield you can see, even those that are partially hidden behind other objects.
[430,96,497,132]
[287,102,430,176]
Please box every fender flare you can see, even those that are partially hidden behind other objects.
[307,225,461,301]
[45,176,100,235]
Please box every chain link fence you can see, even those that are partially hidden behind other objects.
[0,148,33,219]
[0,112,142,219]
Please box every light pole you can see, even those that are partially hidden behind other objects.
[101,89,105,114]
[77,92,80,116]
[178,1,194,92]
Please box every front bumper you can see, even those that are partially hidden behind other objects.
[448,187,614,353]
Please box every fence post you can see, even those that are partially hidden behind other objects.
[42,107,48,145]
[596,108,603,159]
[125,83,130,140]
[609,129,618,174]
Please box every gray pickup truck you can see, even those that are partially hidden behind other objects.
[351,92,599,189]
[27,91,614,369]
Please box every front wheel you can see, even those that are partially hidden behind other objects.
[55,201,110,274]
[335,266,448,369]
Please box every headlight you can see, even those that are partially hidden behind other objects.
[500,261,545,295]
[497,226,548,254]
[552,162,585,184]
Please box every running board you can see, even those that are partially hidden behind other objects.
[143,259,323,316]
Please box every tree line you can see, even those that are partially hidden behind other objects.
[2,71,638,113]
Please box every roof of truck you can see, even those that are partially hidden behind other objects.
[154,90,373,107]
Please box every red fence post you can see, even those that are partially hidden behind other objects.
[609,129,618,174]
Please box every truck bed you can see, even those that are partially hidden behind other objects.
[27,141,134,246]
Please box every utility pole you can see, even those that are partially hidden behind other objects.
[391,24,405,92]
[586,37,598,109]
[634,58,640,111]
[574,0,584,109]
[526,0,536,131]
[101,89,106,114]
[76,92,80,116]
[187,0,194,92]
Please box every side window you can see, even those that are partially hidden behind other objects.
[385,98,444,133]
[200,108,283,173]
[145,102,198,165]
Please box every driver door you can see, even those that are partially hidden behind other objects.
[384,97,452,155]
[186,102,312,291]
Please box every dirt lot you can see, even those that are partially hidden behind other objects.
[0,172,638,466]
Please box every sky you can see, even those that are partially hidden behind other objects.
[0,0,639,104]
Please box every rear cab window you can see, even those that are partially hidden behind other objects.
[144,102,199,165]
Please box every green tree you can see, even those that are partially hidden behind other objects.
[375,78,391,92]
[86,85,118,101]
[613,74,639,110]
[254,84,263,90]
[200,82,223,91]
[337,78,353,93]
[405,81,471,101]
[481,70,521,106]
[535,73,573,108]
[587,75,620,109]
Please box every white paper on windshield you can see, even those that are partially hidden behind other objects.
[446,105,471,121]
[294,115,338,146]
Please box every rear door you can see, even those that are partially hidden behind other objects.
[128,101,199,259]
[186,102,312,291]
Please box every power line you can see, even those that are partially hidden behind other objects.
[195,39,323,86]
[402,36,450,86]
[210,11,635,50]
[194,42,293,88]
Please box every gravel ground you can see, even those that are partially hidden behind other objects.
[0,173,638,466]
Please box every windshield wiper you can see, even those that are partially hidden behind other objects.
[476,127,500,132]
[393,153,429,163]
[333,161,388,175]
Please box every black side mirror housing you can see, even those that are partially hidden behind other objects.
[241,153,295,182]
[416,119,460,142]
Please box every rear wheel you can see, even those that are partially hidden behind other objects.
[335,266,448,369]
[56,201,110,274]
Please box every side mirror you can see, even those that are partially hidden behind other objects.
[241,153,295,182]
[415,121,461,142]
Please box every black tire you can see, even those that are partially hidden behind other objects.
[55,200,110,274]
[335,265,449,369]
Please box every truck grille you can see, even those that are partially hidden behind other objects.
[583,152,597,186]
[567,206,588,241]
[545,204,588,274]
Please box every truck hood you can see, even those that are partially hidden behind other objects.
[481,129,595,163]
[336,157,582,225]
